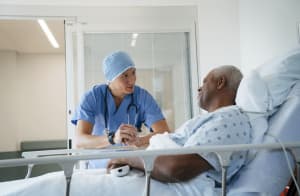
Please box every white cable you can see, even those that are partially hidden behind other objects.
[267,133,300,195]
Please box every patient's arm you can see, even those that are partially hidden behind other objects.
[107,154,213,183]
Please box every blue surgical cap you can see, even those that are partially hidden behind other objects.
[102,51,135,82]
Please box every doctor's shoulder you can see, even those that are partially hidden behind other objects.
[86,84,107,97]
[134,85,156,104]
[134,85,153,101]
[79,84,106,104]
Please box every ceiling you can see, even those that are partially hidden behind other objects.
[0,19,65,54]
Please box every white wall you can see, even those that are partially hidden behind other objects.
[0,51,18,151]
[239,0,300,73]
[0,5,197,32]
[79,6,197,32]
[17,54,67,142]
[197,0,241,79]
[0,52,67,152]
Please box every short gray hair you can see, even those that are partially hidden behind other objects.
[213,65,243,92]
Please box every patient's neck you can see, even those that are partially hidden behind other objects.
[207,93,235,113]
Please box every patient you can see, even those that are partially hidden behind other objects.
[107,65,252,190]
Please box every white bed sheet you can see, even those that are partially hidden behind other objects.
[0,168,219,196]
[70,169,211,196]
[0,171,66,196]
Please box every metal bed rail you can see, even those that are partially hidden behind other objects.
[1,142,300,196]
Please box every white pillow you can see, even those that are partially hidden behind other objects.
[236,70,270,113]
[235,71,269,144]
[237,47,300,114]
[257,47,300,108]
[236,47,300,144]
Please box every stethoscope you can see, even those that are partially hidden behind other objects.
[103,85,138,134]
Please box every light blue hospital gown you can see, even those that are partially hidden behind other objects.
[168,105,252,195]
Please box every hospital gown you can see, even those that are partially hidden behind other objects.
[169,105,252,194]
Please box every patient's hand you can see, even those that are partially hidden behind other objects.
[106,158,128,174]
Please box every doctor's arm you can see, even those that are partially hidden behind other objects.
[76,120,138,148]
[108,154,212,183]
[75,120,110,149]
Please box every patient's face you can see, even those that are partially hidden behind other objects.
[198,71,217,110]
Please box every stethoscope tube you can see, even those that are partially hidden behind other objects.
[104,85,138,134]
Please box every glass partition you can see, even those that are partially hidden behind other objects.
[81,33,191,131]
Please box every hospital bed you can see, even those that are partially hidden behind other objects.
[0,48,300,196]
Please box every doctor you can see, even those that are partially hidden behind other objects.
[71,51,169,168]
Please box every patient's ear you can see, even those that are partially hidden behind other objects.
[216,76,226,90]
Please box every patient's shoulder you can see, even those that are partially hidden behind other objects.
[213,105,249,122]
[213,105,240,113]
[200,105,252,143]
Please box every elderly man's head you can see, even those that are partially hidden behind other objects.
[198,65,243,112]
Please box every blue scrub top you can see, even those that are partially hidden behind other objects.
[71,84,165,168]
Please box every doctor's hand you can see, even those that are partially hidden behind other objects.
[114,124,137,145]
